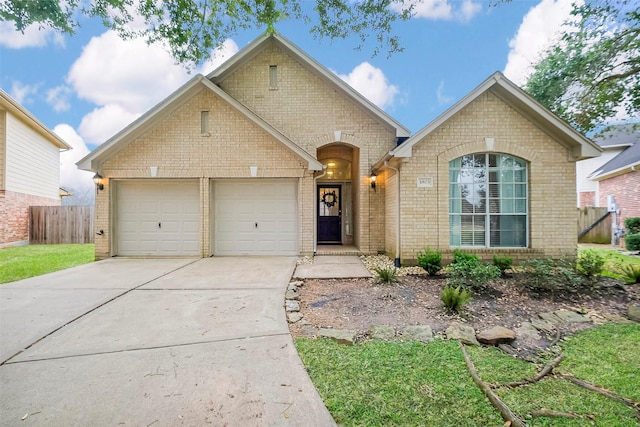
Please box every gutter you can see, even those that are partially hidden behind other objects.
[313,165,328,255]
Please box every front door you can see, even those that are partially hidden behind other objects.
[318,185,341,243]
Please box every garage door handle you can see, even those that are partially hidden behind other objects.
[158,222,161,229]
[255,222,258,228]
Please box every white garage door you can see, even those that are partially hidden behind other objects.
[214,180,297,255]
[116,180,200,256]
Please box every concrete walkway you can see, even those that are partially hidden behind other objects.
[294,256,372,279]
[0,257,336,426]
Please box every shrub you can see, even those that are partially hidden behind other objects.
[626,233,640,251]
[577,249,605,277]
[492,255,513,275]
[617,264,640,284]
[446,258,501,292]
[451,249,480,264]
[374,266,398,284]
[521,257,584,294]
[417,248,442,276]
[625,217,640,235]
[441,285,472,313]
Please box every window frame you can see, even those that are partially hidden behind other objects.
[449,153,529,248]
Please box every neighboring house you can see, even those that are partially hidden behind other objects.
[0,89,72,247]
[586,124,640,225]
[78,34,600,263]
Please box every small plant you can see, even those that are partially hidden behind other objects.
[625,233,640,251]
[441,285,472,313]
[522,257,584,294]
[451,249,480,264]
[577,249,605,277]
[374,266,398,284]
[617,264,640,284]
[492,255,513,275]
[624,217,640,235]
[417,248,442,276]
[446,258,501,292]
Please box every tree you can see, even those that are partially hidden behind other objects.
[0,0,414,64]
[524,0,640,133]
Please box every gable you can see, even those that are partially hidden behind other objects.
[209,34,410,144]
[101,89,309,175]
[77,75,322,172]
[388,72,601,163]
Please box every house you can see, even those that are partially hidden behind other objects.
[77,33,600,263]
[578,124,639,225]
[0,89,72,247]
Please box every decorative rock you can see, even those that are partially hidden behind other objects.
[289,281,304,288]
[531,318,556,333]
[602,313,632,324]
[554,309,590,323]
[515,322,541,341]
[369,325,395,341]
[298,318,311,326]
[476,326,516,345]
[402,325,434,343]
[445,322,479,346]
[628,305,640,322]
[285,288,300,300]
[287,312,304,323]
[538,312,562,325]
[318,328,357,345]
[285,300,300,312]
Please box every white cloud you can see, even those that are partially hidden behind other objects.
[0,21,64,48]
[503,0,578,86]
[66,30,239,144]
[338,62,399,109]
[10,81,39,104]
[46,85,73,112]
[78,104,140,145]
[436,81,454,105]
[393,0,481,22]
[54,124,95,193]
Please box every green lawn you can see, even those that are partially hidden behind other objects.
[578,244,640,282]
[296,323,640,426]
[0,244,95,284]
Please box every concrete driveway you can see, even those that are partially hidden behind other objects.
[0,257,335,426]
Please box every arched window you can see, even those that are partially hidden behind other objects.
[449,154,528,247]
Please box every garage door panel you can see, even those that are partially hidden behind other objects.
[214,180,297,255]
[116,180,200,256]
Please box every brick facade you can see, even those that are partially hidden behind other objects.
[598,171,640,225]
[579,191,596,208]
[387,91,578,264]
[0,190,60,246]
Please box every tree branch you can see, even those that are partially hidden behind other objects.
[459,342,528,427]
[494,354,564,389]
[556,373,640,414]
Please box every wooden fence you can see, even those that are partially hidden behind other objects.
[577,207,611,244]
[30,206,94,244]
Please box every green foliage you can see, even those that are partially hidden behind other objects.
[451,249,480,264]
[521,257,585,294]
[416,247,442,276]
[373,266,398,285]
[625,217,640,235]
[524,0,640,132]
[577,249,605,278]
[0,244,94,284]
[626,233,640,251]
[617,263,640,284]
[446,257,501,292]
[0,0,415,64]
[492,255,513,275]
[440,285,472,313]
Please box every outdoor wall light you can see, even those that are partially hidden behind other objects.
[370,173,377,191]
[93,173,104,191]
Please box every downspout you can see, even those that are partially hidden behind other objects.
[384,161,401,268]
[313,165,328,255]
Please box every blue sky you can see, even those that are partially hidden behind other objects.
[0,0,576,195]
